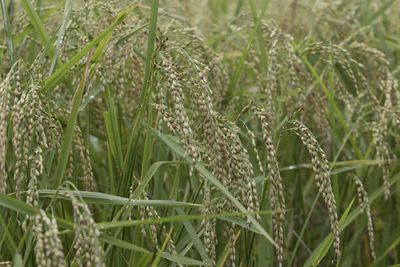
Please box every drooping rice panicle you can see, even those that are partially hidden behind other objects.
[291,120,341,259]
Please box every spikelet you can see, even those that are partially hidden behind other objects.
[158,58,200,172]
[33,211,66,267]
[23,147,44,230]
[260,23,311,118]
[224,120,261,221]
[166,27,228,106]
[353,176,376,261]
[372,71,397,201]
[229,223,236,267]
[252,106,285,263]
[259,79,276,130]
[153,104,178,134]
[245,125,264,176]
[0,68,14,194]
[74,126,95,191]
[8,70,67,203]
[290,120,341,260]
[66,192,105,267]
[11,71,25,200]
[201,179,217,265]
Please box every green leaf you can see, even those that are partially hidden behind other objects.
[0,214,17,255]
[14,3,62,43]
[99,235,209,266]
[176,208,213,265]
[104,87,123,169]
[366,0,395,25]
[104,111,120,168]
[0,0,16,66]
[122,0,159,189]
[96,210,271,230]
[98,234,150,254]
[0,194,73,229]
[137,0,159,107]
[132,161,188,199]
[161,252,210,266]
[216,231,240,267]
[49,0,71,76]
[21,0,63,68]
[372,233,400,266]
[136,254,153,267]
[38,190,202,208]
[152,227,173,267]
[13,253,23,267]
[78,83,103,111]
[248,0,270,74]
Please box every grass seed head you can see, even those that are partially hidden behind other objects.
[291,120,341,259]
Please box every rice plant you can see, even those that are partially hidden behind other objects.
[0,0,400,266]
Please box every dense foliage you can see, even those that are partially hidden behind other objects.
[1,0,400,266]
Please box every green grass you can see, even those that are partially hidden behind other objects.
[0,0,400,266]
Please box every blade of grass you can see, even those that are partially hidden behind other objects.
[0,194,73,229]
[14,253,23,267]
[99,234,150,254]
[78,83,103,111]
[132,161,187,199]
[1,0,17,66]
[100,234,208,266]
[14,2,62,43]
[104,86,123,169]
[52,60,92,188]
[365,0,395,25]
[0,214,17,255]
[104,112,120,166]
[176,208,212,265]
[372,234,400,266]
[141,98,154,178]
[151,227,173,267]
[122,0,159,192]
[248,0,270,74]
[109,161,188,226]
[96,210,272,231]
[288,192,320,266]
[161,252,210,266]
[138,0,159,106]
[21,0,63,68]
[216,231,241,267]
[222,1,268,105]
[38,190,201,208]
[48,0,71,76]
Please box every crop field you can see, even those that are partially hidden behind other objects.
[0,0,400,266]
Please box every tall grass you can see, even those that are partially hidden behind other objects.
[0,0,400,266]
